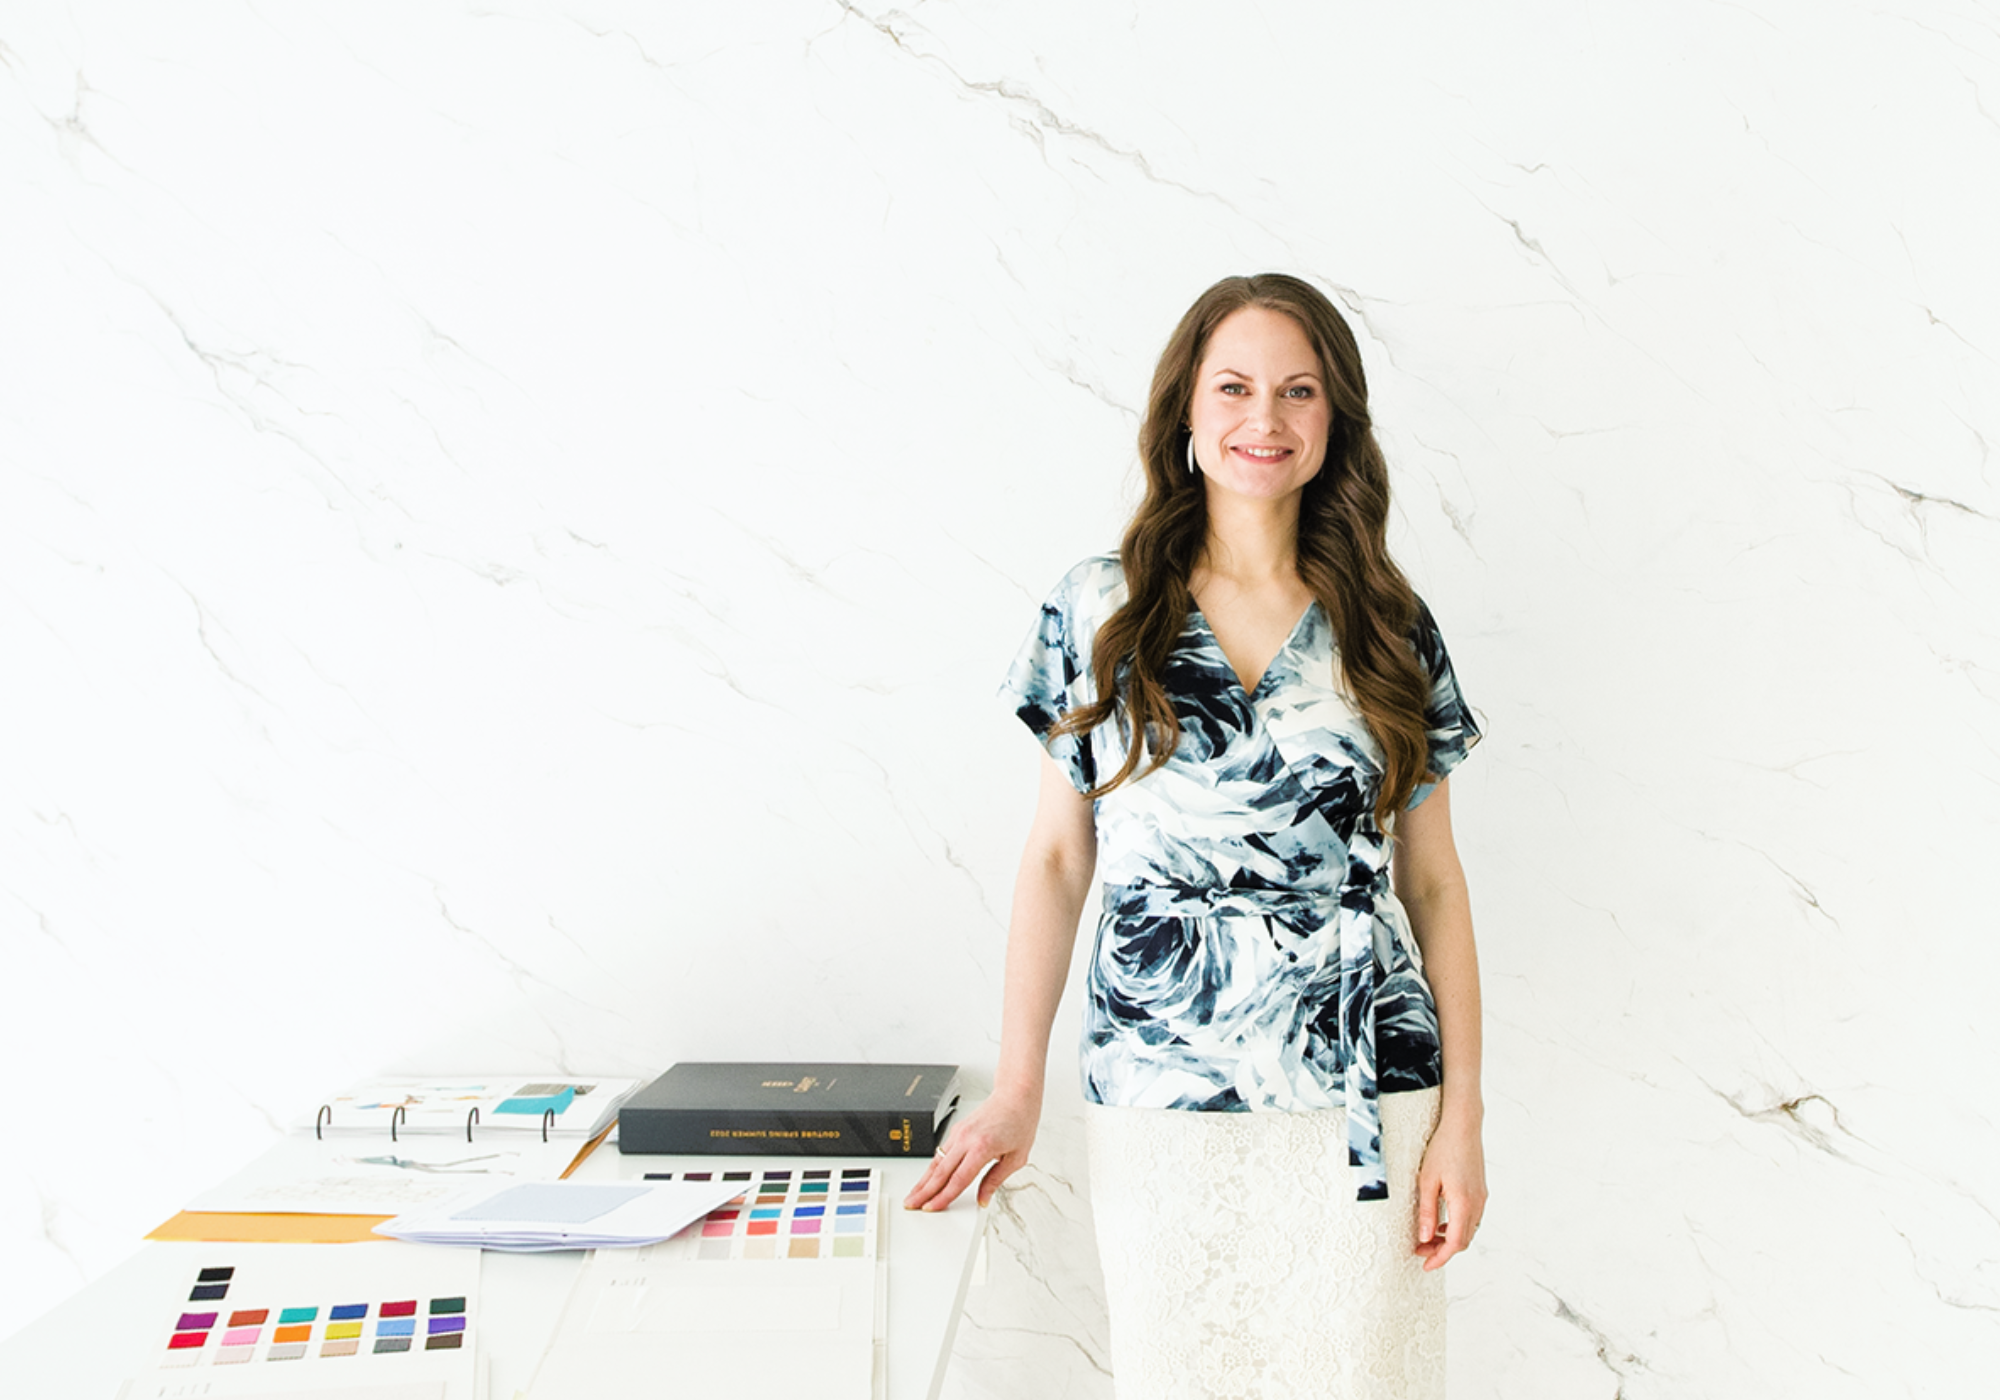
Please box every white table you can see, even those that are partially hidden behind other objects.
[0,1147,988,1400]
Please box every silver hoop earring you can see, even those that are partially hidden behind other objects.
[1185,432,1198,475]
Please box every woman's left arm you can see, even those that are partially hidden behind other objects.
[1393,776,1487,1271]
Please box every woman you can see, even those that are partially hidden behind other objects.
[906,273,1486,1399]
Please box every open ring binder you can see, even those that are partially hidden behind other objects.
[310,1100,578,1146]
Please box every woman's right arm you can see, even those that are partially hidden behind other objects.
[902,752,1098,1211]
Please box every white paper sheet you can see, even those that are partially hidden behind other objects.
[376,1178,743,1251]
[525,1254,879,1400]
[120,1382,446,1400]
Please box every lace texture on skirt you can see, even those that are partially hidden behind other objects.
[1086,1087,1444,1400]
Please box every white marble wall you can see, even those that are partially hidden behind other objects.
[5,1,1997,1393]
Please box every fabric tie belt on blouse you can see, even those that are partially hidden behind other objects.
[1102,876,1395,1202]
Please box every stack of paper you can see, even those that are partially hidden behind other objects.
[375,1180,742,1252]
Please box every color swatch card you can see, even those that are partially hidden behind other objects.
[115,1243,480,1399]
[522,1172,887,1400]
[641,1166,883,1262]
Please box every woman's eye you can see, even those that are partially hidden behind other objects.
[1219,383,1246,395]
[1286,385,1315,399]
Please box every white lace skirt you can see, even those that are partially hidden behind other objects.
[1085,1087,1444,1400]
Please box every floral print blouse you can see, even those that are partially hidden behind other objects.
[1002,556,1480,1200]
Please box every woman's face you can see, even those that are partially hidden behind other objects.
[1187,305,1332,504]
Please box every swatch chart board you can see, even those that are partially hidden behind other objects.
[643,1165,881,1261]
[523,1167,885,1400]
[116,1243,480,1400]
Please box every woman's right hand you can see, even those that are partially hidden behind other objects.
[901,1087,1042,1211]
[905,755,1092,1213]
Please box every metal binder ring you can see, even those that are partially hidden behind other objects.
[465,1106,479,1143]
[391,1104,407,1143]
[542,1107,555,1143]
[315,1105,331,1141]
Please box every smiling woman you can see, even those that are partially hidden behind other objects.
[904,273,1488,1400]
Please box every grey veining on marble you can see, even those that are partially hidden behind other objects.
[5,2,1998,1395]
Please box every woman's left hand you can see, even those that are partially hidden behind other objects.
[1413,1107,1487,1271]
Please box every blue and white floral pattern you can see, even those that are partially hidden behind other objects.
[1003,555,1480,1200]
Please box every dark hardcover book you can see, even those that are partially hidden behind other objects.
[616,1062,963,1157]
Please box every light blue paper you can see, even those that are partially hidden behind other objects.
[495,1086,578,1116]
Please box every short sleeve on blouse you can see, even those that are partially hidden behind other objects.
[1406,596,1481,810]
[998,560,1113,795]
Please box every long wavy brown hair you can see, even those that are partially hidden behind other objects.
[1050,273,1431,828]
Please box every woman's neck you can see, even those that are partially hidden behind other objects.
[1195,490,1302,588]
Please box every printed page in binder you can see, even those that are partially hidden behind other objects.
[186,1132,588,1216]
[112,1242,479,1400]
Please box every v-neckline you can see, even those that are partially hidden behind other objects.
[1191,600,1318,701]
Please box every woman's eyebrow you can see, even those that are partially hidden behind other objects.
[1207,367,1324,382]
